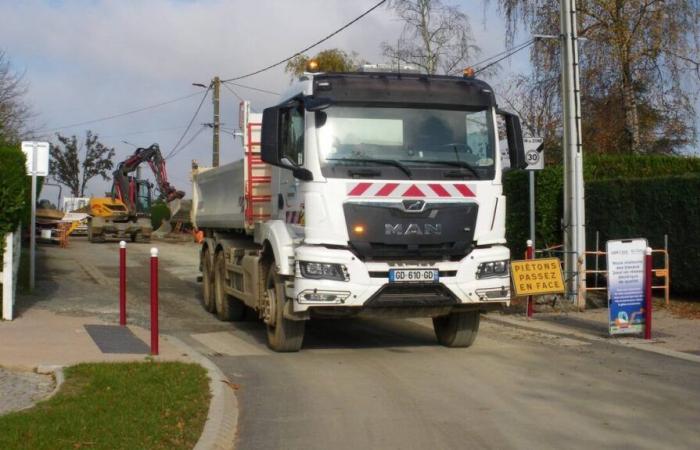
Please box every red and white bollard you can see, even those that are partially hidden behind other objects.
[119,241,127,326]
[150,247,159,355]
[644,246,653,340]
[526,239,534,319]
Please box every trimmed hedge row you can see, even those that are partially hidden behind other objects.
[0,143,28,258]
[504,154,700,295]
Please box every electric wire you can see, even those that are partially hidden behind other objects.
[222,83,244,102]
[166,125,207,160]
[224,81,279,96]
[100,125,189,139]
[165,87,211,159]
[35,92,203,133]
[473,40,535,75]
[220,0,387,82]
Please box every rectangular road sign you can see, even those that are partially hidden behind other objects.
[511,257,565,296]
[524,137,544,171]
[606,238,648,335]
[21,141,50,176]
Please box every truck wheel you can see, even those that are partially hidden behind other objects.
[214,251,246,321]
[201,248,216,313]
[433,311,480,348]
[265,265,304,352]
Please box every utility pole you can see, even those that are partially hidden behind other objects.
[212,76,221,167]
[560,0,586,309]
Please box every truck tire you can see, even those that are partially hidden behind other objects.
[214,251,246,321]
[201,248,216,313]
[433,311,480,348]
[265,265,305,352]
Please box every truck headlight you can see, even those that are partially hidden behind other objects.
[476,260,509,279]
[299,261,348,281]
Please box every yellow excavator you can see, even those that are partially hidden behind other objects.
[87,144,184,243]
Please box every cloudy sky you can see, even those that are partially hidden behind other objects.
[0,0,530,201]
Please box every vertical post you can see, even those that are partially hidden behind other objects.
[119,241,127,326]
[150,247,159,355]
[529,171,536,246]
[212,76,221,167]
[30,145,37,291]
[561,0,586,305]
[526,239,534,318]
[2,231,14,320]
[644,247,652,340]
[594,231,599,288]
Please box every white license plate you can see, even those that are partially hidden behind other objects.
[389,269,439,283]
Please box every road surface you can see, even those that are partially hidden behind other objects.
[27,239,700,449]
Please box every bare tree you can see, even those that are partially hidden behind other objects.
[382,0,480,75]
[493,0,700,154]
[0,51,32,143]
[49,130,116,197]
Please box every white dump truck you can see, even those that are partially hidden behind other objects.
[192,69,526,352]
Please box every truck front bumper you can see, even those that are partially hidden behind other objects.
[290,245,511,314]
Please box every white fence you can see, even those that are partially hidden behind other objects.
[1,225,21,320]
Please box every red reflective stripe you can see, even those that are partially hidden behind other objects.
[348,182,372,196]
[454,184,475,197]
[402,185,425,197]
[376,183,399,197]
[428,184,451,197]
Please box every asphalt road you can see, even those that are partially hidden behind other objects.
[30,238,700,449]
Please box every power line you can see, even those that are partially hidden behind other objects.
[469,39,534,70]
[224,81,279,96]
[100,125,189,139]
[221,0,387,82]
[35,92,203,133]
[165,87,211,159]
[474,40,535,75]
[166,125,208,160]
[222,83,244,102]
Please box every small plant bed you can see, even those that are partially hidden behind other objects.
[0,362,210,450]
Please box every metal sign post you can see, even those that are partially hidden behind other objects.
[524,138,544,248]
[21,141,50,292]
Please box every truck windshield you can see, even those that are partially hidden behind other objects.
[316,105,495,180]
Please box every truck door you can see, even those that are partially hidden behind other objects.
[276,103,305,230]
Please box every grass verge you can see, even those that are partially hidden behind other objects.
[0,362,210,450]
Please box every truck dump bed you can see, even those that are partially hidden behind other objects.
[191,102,271,233]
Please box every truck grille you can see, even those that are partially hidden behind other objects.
[344,202,477,261]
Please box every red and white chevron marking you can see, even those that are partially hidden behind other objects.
[347,182,476,198]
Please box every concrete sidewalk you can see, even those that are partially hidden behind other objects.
[488,306,700,364]
[0,308,187,371]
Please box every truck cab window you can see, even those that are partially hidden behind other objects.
[280,104,305,165]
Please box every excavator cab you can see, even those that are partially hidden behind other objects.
[135,179,153,216]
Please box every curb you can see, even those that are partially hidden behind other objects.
[485,314,700,364]
[36,364,65,401]
[165,335,238,450]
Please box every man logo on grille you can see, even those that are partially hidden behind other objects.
[402,199,425,212]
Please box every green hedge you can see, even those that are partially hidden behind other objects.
[586,175,700,295]
[0,143,28,257]
[504,154,700,295]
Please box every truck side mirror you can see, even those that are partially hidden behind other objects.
[261,106,281,166]
[498,110,527,170]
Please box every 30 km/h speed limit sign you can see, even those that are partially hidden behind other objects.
[524,138,544,171]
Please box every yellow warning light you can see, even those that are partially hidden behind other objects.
[306,59,320,73]
[463,67,475,78]
[353,225,365,234]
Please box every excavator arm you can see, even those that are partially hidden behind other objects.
[112,144,185,215]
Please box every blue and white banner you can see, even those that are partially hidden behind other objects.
[606,239,648,335]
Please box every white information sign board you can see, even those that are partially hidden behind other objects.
[606,238,648,335]
[21,141,50,176]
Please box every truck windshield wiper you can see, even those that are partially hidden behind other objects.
[326,158,413,178]
[402,159,481,179]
